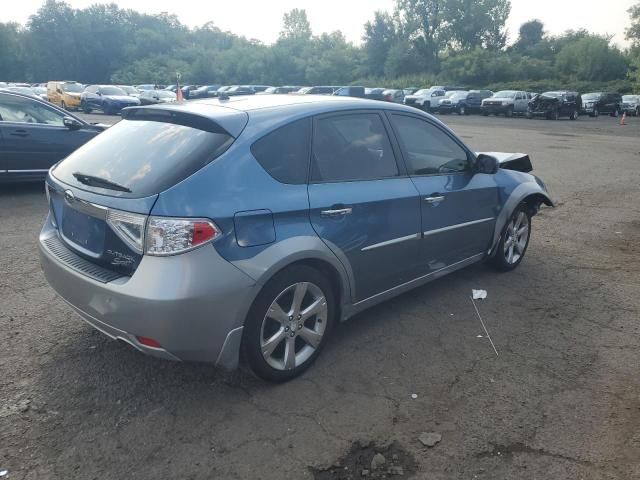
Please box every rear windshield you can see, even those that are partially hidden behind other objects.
[53,119,233,197]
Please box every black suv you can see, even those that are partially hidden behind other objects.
[527,91,582,120]
[463,90,493,114]
[580,92,622,117]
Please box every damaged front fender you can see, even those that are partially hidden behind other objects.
[476,151,533,173]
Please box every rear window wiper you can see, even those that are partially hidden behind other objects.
[72,172,131,193]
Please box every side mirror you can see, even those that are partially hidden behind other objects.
[63,116,82,130]
[96,91,102,96]
[475,154,499,175]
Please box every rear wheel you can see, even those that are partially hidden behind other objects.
[242,265,335,382]
[593,107,599,118]
[492,206,531,272]
[81,101,92,114]
[611,108,619,118]
[636,107,640,117]
[549,109,559,120]
[458,105,466,115]
[569,109,579,120]
[505,107,513,118]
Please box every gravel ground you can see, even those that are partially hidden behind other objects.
[1,113,639,480]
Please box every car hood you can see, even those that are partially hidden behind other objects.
[477,151,533,173]
[65,92,81,98]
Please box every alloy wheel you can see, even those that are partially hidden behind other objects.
[260,282,328,371]
[503,211,530,265]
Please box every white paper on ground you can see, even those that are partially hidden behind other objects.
[472,289,487,300]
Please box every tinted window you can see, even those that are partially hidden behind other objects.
[0,94,65,125]
[251,118,311,184]
[311,113,398,183]
[53,119,233,197]
[100,86,125,95]
[391,115,469,176]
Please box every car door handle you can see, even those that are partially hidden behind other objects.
[10,130,29,137]
[424,195,445,203]
[320,207,352,217]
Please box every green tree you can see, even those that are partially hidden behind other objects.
[0,23,26,80]
[555,34,628,82]
[363,11,397,77]
[626,1,640,47]
[513,20,545,52]
[445,0,511,50]
[279,8,312,41]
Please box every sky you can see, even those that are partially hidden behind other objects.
[2,0,636,48]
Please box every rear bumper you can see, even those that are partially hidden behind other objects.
[39,216,257,368]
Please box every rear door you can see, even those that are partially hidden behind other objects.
[0,93,97,179]
[514,92,527,113]
[308,111,422,302]
[387,113,498,271]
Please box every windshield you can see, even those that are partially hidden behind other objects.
[494,91,517,98]
[450,91,468,100]
[157,91,175,98]
[298,87,311,93]
[62,83,83,93]
[542,92,562,98]
[100,86,126,96]
[622,95,638,101]
[53,119,234,197]
[120,86,137,94]
[582,93,601,100]
[414,89,431,96]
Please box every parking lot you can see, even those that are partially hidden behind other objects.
[1,113,639,479]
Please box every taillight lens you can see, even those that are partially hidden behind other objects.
[144,217,220,256]
[107,209,146,253]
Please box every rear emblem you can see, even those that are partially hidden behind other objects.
[64,190,75,203]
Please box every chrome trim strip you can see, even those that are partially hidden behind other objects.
[50,187,108,220]
[7,169,50,173]
[352,252,485,308]
[361,233,419,252]
[423,217,494,237]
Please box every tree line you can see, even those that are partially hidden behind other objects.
[1,0,640,92]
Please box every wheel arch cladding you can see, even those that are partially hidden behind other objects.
[490,182,553,256]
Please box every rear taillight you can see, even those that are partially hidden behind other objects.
[144,217,220,256]
[107,210,146,253]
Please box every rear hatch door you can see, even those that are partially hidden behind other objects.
[47,104,247,276]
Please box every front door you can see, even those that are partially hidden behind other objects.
[387,113,499,271]
[308,111,422,302]
[0,93,95,179]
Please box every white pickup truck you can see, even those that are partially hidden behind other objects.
[403,87,447,112]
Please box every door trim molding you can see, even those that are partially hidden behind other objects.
[361,233,420,252]
[423,217,494,237]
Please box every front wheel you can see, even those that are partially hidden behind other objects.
[81,101,92,114]
[458,105,466,115]
[492,206,531,271]
[611,108,619,118]
[570,109,579,120]
[505,107,513,118]
[242,265,335,382]
[636,107,640,117]
[60,101,66,110]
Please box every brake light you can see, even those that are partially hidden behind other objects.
[136,336,162,348]
[145,217,220,256]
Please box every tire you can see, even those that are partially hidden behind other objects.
[81,101,92,114]
[610,108,619,118]
[422,102,431,113]
[482,111,489,117]
[570,109,579,120]
[492,205,532,272]
[459,105,466,115]
[550,109,559,120]
[242,265,336,382]
[593,107,599,118]
[526,110,533,119]
[505,107,513,118]
[60,101,66,110]
[636,107,640,117]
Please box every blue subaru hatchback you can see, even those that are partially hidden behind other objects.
[39,95,552,381]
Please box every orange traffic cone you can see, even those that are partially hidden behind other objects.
[620,112,626,125]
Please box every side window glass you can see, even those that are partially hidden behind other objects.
[0,95,64,125]
[311,113,398,183]
[251,118,311,184]
[391,114,470,176]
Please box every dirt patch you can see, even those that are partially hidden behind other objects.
[310,441,417,479]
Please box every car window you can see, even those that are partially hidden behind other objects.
[311,113,398,183]
[251,118,311,184]
[391,114,470,176]
[0,94,65,125]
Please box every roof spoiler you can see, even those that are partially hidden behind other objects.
[121,106,247,137]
